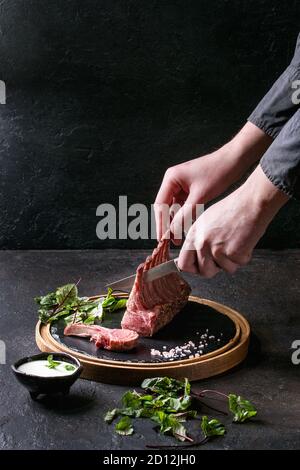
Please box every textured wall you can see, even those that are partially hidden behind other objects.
[0,0,300,249]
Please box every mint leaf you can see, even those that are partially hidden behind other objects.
[64,364,76,372]
[46,354,60,369]
[228,394,257,423]
[201,416,225,437]
[115,416,134,436]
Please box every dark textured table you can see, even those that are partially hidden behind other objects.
[0,250,299,450]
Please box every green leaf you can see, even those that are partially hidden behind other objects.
[84,315,98,325]
[109,298,127,312]
[104,408,120,423]
[121,390,142,409]
[166,395,191,412]
[47,308,73,324]
[173,410,198,421]
[115,416,134,436]
[35,292,57,308]
[228,394,257,423]
[184,377,191,397]
[201,416,226,437]
[64,364,76,371]
[38,309,53,324]
[141,377,188,396]
[35,292,58,323]
[101,289,127,313]
[151,410,188,441]
[36,285,125,325]
[46,354,60,369]
[56,284,78,306]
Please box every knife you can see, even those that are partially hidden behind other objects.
[105,257,180,291]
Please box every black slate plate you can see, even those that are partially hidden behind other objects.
[50,300,237,364]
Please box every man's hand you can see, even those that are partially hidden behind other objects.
[177,165,289,277]
[154,122,272,242]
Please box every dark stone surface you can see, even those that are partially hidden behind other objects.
[1,1,300,249]
[0,249,299,449]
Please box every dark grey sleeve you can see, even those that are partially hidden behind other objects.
[260,108,300,199]
[248,33,300,138]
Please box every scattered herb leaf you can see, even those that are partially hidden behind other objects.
[141,377,188,396]
[201,415,226,437]
[115,416,134,436]
[151,410,190,442]
[105,377,258,447]
[64,364,76,372]
[228,394,257,423]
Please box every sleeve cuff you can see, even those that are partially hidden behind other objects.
[247,115,280,139]
[260,161,294,199]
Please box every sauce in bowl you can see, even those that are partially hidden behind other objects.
[18,360,77,377]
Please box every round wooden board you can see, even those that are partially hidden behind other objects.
[36,296,250,384]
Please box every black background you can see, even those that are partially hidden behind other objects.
[0,0,300,249]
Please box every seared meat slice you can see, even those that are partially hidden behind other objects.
[64,323,139,351]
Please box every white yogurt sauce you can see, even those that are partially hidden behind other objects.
[18,360,77,377]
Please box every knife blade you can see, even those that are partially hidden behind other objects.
[105,257,180,291]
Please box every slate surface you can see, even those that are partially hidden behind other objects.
[52,301,236,363]
[0,249,299,450]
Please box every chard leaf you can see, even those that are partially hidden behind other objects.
[36,285,125,325]
[151,410,189,441]
[141,377,188,396]
[56,284,78,305]
[173,410,198,420]
[167,395,191,412]
[35,292,57,308]
[115,416,134,436]
[35,292,58,323]
[201,416,225,437]
[47,308,73,324]
[228,394,257,423]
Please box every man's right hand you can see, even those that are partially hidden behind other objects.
[154,122,273,242]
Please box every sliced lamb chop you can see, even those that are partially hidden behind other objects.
[121,237,191,336]
[64,323,139,351]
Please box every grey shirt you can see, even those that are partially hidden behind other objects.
[248,33,300,199]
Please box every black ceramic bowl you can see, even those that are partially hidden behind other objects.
[11,352,83,400]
